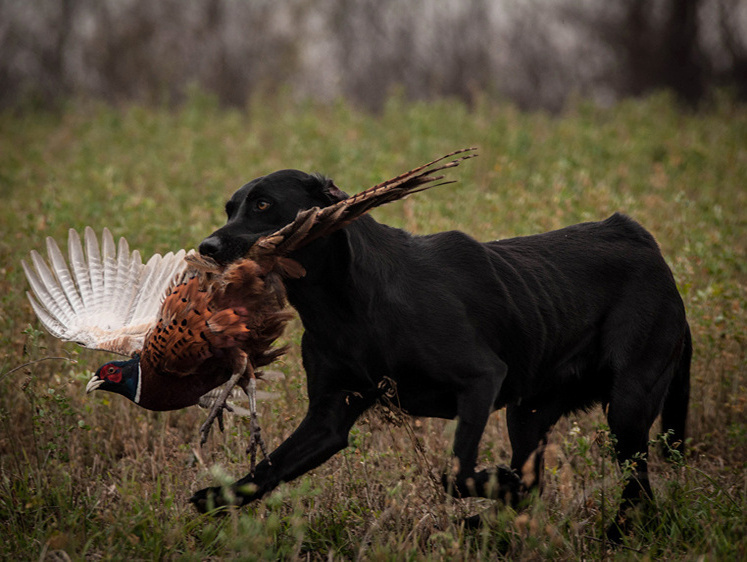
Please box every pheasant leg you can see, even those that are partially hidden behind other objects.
[199,354,248,446]
[239,374,271,475]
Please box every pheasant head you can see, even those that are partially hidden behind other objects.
[87,356,141,403]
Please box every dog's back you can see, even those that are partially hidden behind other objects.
[480,213,687,409]
[331,213,687,415]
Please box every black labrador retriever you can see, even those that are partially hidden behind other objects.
[191,168,691,536]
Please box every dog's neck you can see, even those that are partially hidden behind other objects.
[286,215,409,331]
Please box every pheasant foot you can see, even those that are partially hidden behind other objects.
[240,376,271,474]
[199,355,248,446]
[246,412,270,475]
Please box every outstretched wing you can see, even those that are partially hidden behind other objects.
[252,147,477,259]
[23,227,191,356]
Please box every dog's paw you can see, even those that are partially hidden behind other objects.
[189,486,237,514]
[462,513,485,529]
[189,486,218,514]
[605,520,626,545]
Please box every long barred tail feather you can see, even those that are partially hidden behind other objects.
[252,147,477,260]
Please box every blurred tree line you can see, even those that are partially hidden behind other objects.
[1,0,744,112]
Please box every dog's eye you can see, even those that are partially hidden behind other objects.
[255,200,271,211]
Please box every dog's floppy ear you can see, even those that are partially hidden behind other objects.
[312,174,349,204]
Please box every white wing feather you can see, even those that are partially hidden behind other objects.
[102,228,118,319]
[111,236,135,323]
[68,229,93,309]
[84,226,105,318]
[126,250,189,327]
[46,236,84,313]
[23,228,193,356]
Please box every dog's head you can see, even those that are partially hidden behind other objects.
[199,169,348,264]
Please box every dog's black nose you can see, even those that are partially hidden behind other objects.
[199,236,223,258]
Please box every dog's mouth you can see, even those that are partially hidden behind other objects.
[198,233,264,265]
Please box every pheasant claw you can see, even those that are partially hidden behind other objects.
[199,360,246,446]
[246,412,270,475]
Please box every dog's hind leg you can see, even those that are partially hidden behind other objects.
[506,400,565,501]
[605,361,672,541]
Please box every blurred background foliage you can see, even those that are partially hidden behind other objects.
[1,0,746,113]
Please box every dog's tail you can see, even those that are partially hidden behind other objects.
[660,323,692,458]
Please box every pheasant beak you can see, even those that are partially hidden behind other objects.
[86,375,104,394]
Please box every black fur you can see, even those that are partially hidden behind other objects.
[191,169,691,537]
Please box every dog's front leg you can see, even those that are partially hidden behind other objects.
[190,390,372,513]
[442,365,519,502]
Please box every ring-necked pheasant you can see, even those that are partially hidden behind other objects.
[23,148,476,467]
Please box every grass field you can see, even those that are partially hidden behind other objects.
[1,91,745,560]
